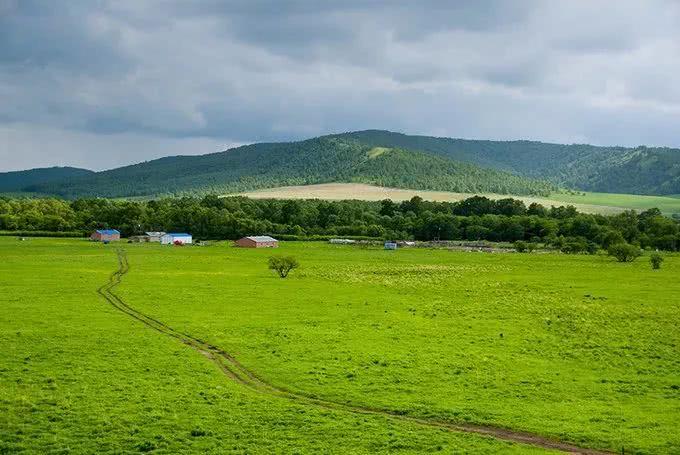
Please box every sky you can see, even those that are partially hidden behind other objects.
[2,0,680,171]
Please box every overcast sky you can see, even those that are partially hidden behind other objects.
[2,1,680,171]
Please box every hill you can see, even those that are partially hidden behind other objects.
[336,130,680,195]
[0,166,94,193]
[26,138,555,198]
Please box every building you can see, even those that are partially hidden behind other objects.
[128,232,165,243]
[161,233,192,245]
[384,241,398,250]
[329,238,356,244]
[90,229,120,242]
[145,231,165,242]
[235,236,279,248]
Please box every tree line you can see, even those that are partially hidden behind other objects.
[1,195,679,252]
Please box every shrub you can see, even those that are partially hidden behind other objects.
[190,428,208,437]
[561,238,588,254]
[268,256,299,278]
[514,240,527,252]
[608,243,641,262]
[136,441,156,452]
[514,240,535,253]
[650,252,664,270]
[586,241,599,255]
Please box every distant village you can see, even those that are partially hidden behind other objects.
[90,229,281,248]
[89,229,413,250]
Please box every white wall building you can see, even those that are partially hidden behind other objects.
[161,233,193,245]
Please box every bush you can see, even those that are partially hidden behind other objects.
[268,256,299,278]
[608,243,641,262]
[650,252,664,270]
[514,240,535,253]
[561,238,588,254]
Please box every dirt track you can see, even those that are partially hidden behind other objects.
[97,249,612,454]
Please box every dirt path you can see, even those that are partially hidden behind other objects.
[97,249,612,454]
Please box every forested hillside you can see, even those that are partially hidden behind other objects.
[26,138,555,198]
[338,130,680,195]
[10,130,680,198]
[0,166,94,192]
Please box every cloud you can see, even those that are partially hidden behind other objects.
[0,123,240,172]
[2,0,680,170]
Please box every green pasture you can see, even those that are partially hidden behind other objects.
[550,191,680,215]
[2,238,679,453]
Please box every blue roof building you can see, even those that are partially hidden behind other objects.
[91,229,121,241]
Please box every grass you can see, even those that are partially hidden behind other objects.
[2,238,680,453]
[236,183,680,215]
[367,147,391,158]
[549,191,680,215]
[0,238,551,454]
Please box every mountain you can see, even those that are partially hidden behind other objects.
[334,130,680,195]
[25,137,555,198]
[0,166,94,193]
[13,130,680,199]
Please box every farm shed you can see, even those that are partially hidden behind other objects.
[329,238,356,244]
[90,229,120,242]
[145,231,165,242]
[235,236,279,248]
[161,233,192,245]
[384,242,398,250]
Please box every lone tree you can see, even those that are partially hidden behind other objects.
[514,240,536,253]
[607,243,641,263]
[650,252,664,270]
[268,256,299,278]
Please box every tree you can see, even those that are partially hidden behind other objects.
[514,240,534,253]
[268,256,299,278]
[607,243,641,263]
[650,252,664,270]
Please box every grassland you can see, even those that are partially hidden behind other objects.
[236,183,680,215]
[549,192,680,215]
[2,238,680,453]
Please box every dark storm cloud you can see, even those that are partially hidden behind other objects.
[1,0,680,170]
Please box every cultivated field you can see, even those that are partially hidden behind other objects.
[236,183,680,215]
[2,238,679,453]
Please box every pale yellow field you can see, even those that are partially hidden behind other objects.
[233,183,626,214]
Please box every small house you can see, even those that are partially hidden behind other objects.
[91,229,120,242]
[145,231,165,242]
[161,233,192,245]
[384,241,398,250]
[235,236,279,248]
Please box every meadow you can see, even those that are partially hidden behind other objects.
[237,183,680,215]
[1,238,679,454]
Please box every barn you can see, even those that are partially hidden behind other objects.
[161,233,192,245]
[145,231,165,242]
[235,236,279,248]
[90,229,120,242]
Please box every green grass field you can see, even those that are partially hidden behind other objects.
[236,183,680,215]
[2,238,679,453]
[550,192,680,216]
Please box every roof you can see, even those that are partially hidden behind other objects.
[245,235,278,242]
[96,229,120,235]
[164,232,191,237]
[145,231,165,236]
